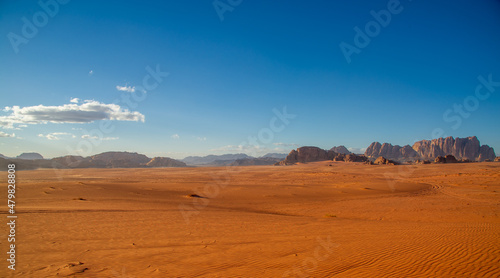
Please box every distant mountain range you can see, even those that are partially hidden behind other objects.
[2,136,497,170]
[180,153,287,166]
[0,151,186,170]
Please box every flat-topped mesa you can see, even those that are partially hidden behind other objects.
[366,136,496,162]
[277,146,334,165]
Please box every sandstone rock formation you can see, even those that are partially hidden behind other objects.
[495,157,500,162]
[434,156,446,163]
[412,136,495,161]
[365,142,419,161]
[278,147,331,165]
[366,136,495,162]
[344,154,369,163]
[373,156,397,165]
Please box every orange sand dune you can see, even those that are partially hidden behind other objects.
[1,162,499,277]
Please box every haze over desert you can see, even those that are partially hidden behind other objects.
[1,161,499,277]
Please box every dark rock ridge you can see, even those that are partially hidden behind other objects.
[329,146,351,155]
[366,136,495,162]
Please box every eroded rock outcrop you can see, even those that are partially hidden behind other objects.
[412,136,495,161]
[373,156,398,165]
[277,146,330,165]
[365,142,419,161]
[366,136,495,162]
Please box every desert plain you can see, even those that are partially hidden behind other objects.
[1,161,500,277]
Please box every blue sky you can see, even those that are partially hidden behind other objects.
[1,0,499,159]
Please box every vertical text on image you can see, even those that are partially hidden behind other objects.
[7,164,17,271]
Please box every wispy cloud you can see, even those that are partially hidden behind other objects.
[81,135,118,140]
[38,132,75,140]
[0,131,15,138]
[171,134,180,139]
[88,70,94,76]
[0,100,145,129]
[116,85,136,93]
[197,137,207,141]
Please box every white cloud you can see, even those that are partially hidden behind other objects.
[171,134,180,139]
[70,98,80,103]
[38,132,74,140]
[0,131,15,138]
[81,135,118,140]
[116,85,135,93]
[0,100,145,129]
[197,137,207,141]
[88,70,94,76]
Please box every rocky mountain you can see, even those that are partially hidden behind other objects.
[1,151,186,170]
[365,143,419,161]
[329,146,351,155]
[16,152,44,160]
[181,153,252,165]
[366,136,495,162]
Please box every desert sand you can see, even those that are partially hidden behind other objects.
[1,162,499,277]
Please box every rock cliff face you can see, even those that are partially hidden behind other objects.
[412,136,495,161]
[366,136,495,162]
[365,143,419,161]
